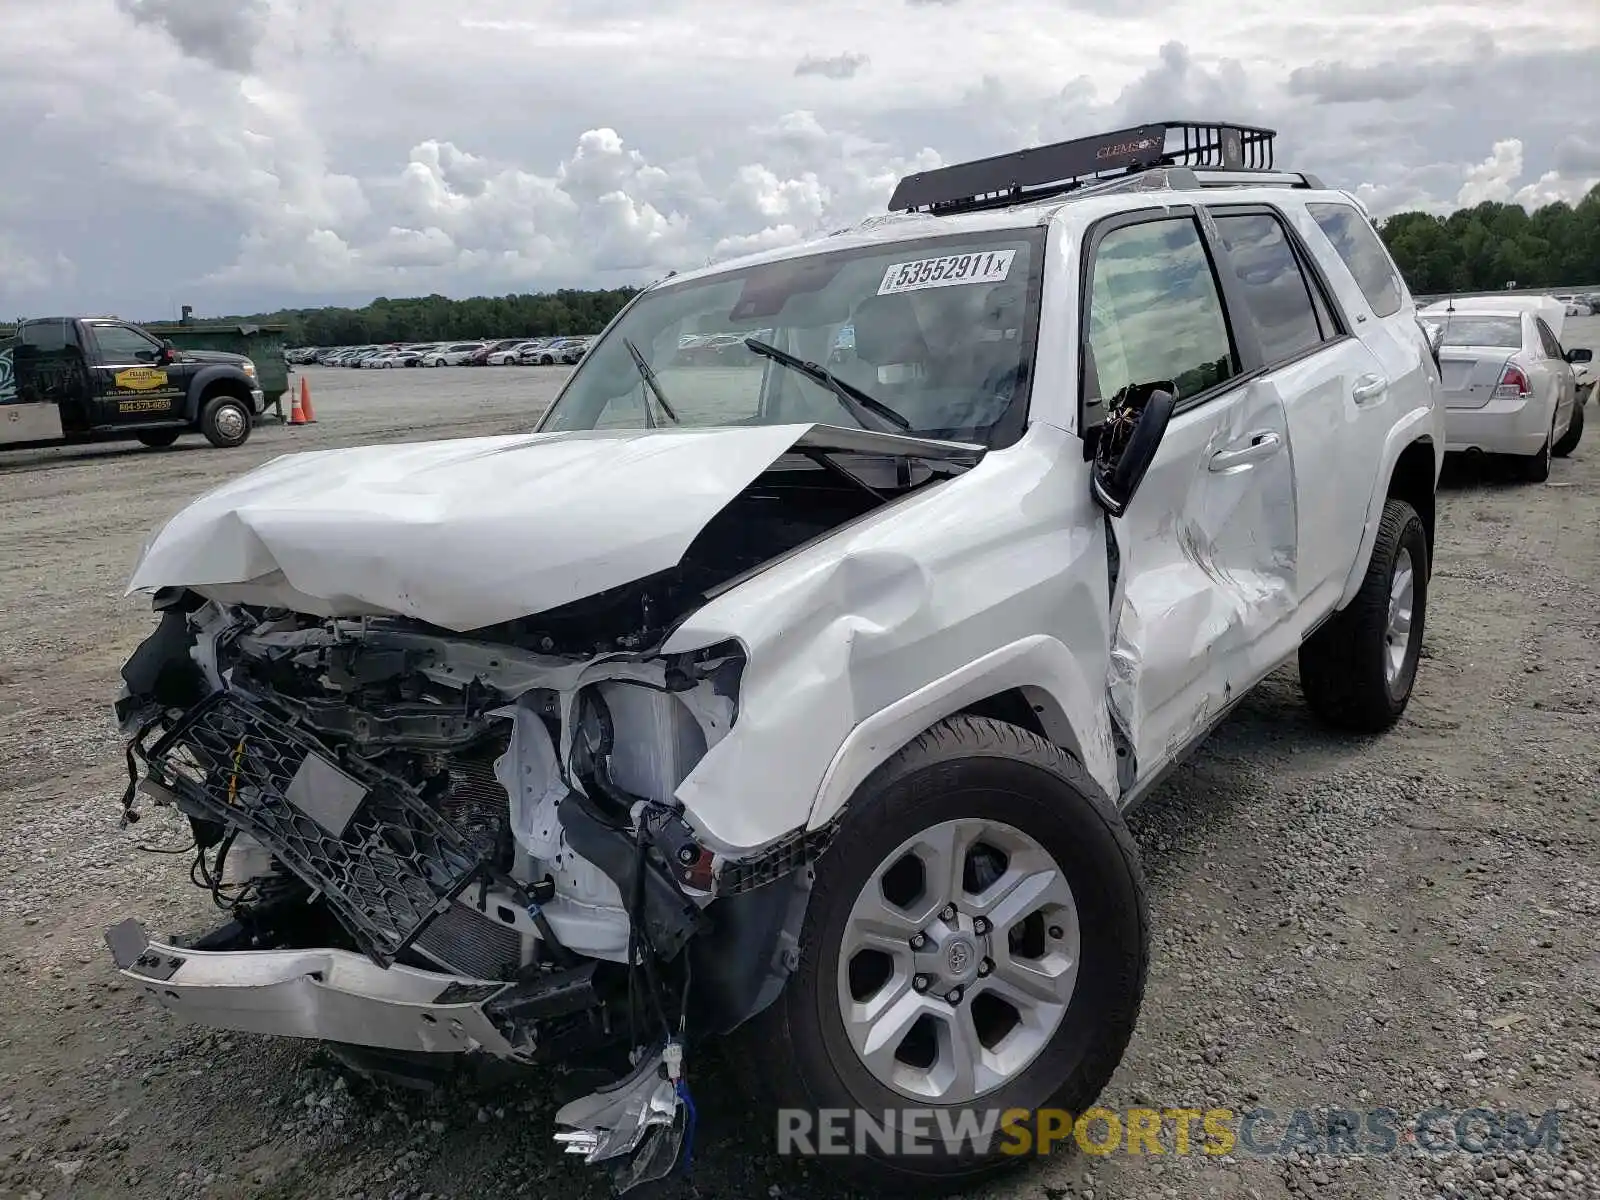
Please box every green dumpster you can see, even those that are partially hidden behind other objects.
[145,319,290,415]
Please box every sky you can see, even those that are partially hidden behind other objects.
[1,0,1597,320]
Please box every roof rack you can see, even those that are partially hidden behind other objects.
[887,120,1322,215]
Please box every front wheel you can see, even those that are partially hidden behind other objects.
[1299,497,1427,732]
[743,715,1148,1191]
[136,429,181,448]
[199,394,252,448]
[1553,401,1584,458]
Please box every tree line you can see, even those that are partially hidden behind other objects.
[1379,183,1600,296]
[103,180,1599,345]
[204,287,642,347]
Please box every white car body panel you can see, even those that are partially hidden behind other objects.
[662,420,1118,848]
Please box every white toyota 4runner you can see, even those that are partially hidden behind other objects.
[108,121,1444,1192]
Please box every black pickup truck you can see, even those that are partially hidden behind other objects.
[1,317,264,451]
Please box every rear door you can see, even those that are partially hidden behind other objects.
[1300,201,1436,469]
[1085,209,1298,781]
[1205,204,1386,616]
[84,322,186,427]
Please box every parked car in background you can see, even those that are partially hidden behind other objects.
[516,338,558,364]
[526,337,586,365]
[1419,297,1590,476]
[487,341,539,365]
[465,339,524,366]
[430,342,488,366]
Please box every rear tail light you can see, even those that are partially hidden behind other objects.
[1494,363,1531,402]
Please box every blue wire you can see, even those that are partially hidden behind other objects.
[675,1079,698,1175]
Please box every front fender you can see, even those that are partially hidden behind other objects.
[659,422,1119,854]
[1336,403,1444,610]
[807,634,1116,831]
[184,366,256,421]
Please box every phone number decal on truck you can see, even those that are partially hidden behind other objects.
[117,396,175,414]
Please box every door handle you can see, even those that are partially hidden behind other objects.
[1352,373,1388,404]
[1208,430,1281,472]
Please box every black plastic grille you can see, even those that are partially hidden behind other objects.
[143,691,489,966]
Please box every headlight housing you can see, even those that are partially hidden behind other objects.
[242,359,258,378]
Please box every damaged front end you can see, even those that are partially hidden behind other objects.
[106,590,821,1188]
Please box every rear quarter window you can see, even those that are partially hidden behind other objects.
[1307,202,1405,319]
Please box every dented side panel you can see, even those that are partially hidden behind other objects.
[661,421,1120,850]
[1106,378,1299,781]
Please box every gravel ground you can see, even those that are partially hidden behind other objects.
[2,342,1598,1200]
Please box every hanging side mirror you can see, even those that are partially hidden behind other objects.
[1091,382,1177,518]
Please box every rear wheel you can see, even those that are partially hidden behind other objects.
[1299,497,1427,732]
[1553,402,1584,458]
[1511,413,1555,481]
[136,429,181,449]
[200,394,252,448]
[743,715,1148,1191]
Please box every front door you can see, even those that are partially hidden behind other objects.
[1083,211,1299,784]
[85,323,188,428]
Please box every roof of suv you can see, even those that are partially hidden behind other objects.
[663,120,1358,290]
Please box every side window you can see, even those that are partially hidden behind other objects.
[1083,216,1235,407]
[1534,319,1563,360]
[92,324,163,363]
[1212,212,1327,365]
[19,320,70,352]
[1307,202,1404,318]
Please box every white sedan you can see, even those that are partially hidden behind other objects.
[1420,297,1591,480]
[486,342,536,365]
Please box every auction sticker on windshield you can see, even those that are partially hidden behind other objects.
[878,249,1015,295]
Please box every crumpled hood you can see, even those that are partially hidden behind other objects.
[126,423,980,632]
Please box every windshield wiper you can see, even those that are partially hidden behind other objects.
[623,337,678,427]
[743,338,911,433]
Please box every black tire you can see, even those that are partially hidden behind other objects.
[741,715,1148,1192]
[1511,415,1554,482]
[1299,497,1428,733]
[540,355,554,366]
[1553,402,1583,458]
[199,394,253,448]
[136,429,181,448]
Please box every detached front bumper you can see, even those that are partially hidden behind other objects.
[104,919,518,1058]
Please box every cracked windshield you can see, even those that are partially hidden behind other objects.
[541,230,1042,443]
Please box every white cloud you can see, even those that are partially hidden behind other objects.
[0,0,1595,314]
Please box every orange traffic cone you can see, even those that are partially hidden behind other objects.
[288,385,307,425]
[298,375,317,423]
